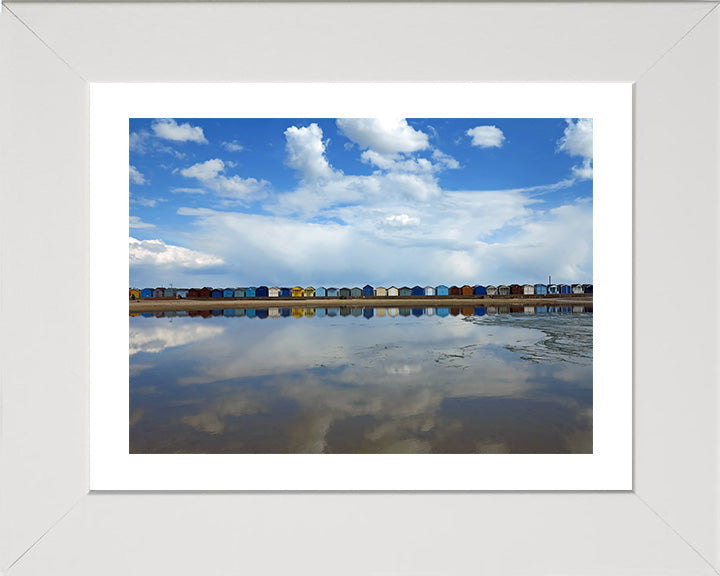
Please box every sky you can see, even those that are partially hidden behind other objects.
[129,117,593,289]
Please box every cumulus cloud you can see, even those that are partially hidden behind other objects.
[129,216,155,229]
[129,237,224,269]
[557,118,593,180]
[222,140,244,152]
[467,125,505,148]
[383,214,420,227]
[337,118,430,155]
[180,158,268,202]
[129,165,147,185]
[284,123,336,181]
[151,119,208,144]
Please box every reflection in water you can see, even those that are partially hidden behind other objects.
[130,307,592,454]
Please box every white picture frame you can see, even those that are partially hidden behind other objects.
[2,2,719,574]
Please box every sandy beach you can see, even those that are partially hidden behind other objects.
[130,295,592,313]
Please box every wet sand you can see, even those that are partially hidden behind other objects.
[130,295,592,313]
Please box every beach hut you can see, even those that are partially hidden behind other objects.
[584,284,593,294]
[572,284,584,294]
[485,285,497,296]
[375,287,388,297]
[176,289,188,298]
[548,284,559,294]
[327,287,339,297]
[211,289,223,298]
[269,287,281,298]
[535,284,548,295]
[435,285,449,296]
[388,286,399,297]
[449,285,461,296]
[473,285,486,296]
[232,288,243,298]
[153,288,164,298]
[351,287,362,298]
[411,285,424,296]
[164,288,176,298]
[424,286,435,296]
[130,289,141,300]
[187,288,200,298]
[316,286,327,297]
[498,285,510,295]
[510,284,523,295]
[201,287,213,298]
[304,286,316,297]
[246,286,257,298]
[292,286,304,297]
[363,284,374,297]
[223,288,234,298]
[280,287,291,298]
[461,285,473,296]
[339,288,351,298]
[256,286,269,298]
[559,284,572,294]
[523,284,534,295]
[399,286,412,296]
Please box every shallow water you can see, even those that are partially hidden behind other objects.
[130,306,592,454]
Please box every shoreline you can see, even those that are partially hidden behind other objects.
[130,295,592,312]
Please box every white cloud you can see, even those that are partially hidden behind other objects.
[130,323,225,356]
[337,118,430,155]
[129,131,150,153]
[557,119,593,181]
[284,123,336,181]
[171,187,207,195]
[383,214,420,227]
[222,140,244,152]
[129,216,155,229]
[131,196,161,207]
[180,159,268,202]
[557,118,593,159]
[181,158,225,181]
[466,125,505,148]
[129,165,147,185]
[151,119,208,144]
[129,237,224,269]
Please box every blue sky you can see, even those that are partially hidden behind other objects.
[129,117,592,289]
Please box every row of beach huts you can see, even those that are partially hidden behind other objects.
[130,283,593,300]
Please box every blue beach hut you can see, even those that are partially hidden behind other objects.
[316,287,327,297]
[234,288,246,298]
[280,287,291,297]
[548,284,559,294]
[339,288,351,298]
[584,284,593,293]
[223,288,234,298]
[535,284,548,295]
[473,285,487,295]
[327,287,339,297]
[351,287,362,298]
[411,285,424,296]
[246,286,257,298]
[153,288,164,298]
[256,286,269,297]
[436,285,449,296]
[211,289,222,298]
[164,288,177,297]
[363,284,374,297]
[560,284,571,294]
[141,288,153,298]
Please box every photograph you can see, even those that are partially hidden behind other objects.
[128,116,593,455]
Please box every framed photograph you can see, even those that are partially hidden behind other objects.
[2,2,718,574]
[91,83,631,490]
